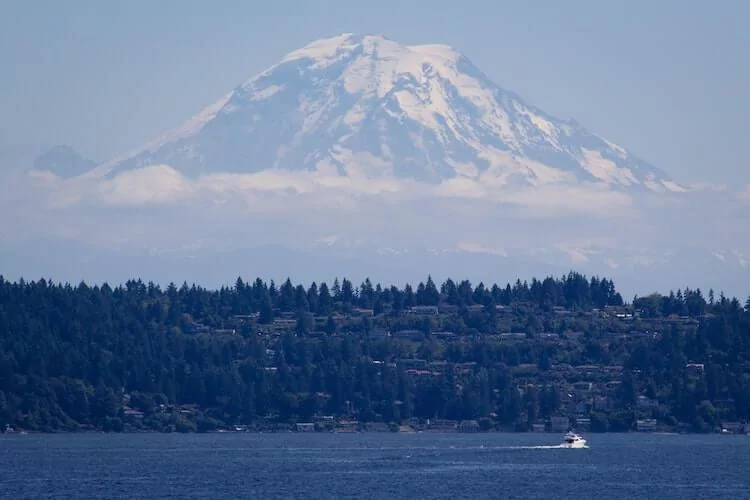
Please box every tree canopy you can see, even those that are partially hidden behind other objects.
[0,272,748,434]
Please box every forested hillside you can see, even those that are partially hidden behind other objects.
[1,273,749,434]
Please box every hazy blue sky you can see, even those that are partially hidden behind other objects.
[1,0,749,296]
[1,0,748,184]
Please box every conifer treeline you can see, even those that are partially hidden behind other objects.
[1,272,749,433]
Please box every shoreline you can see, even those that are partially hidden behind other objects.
[1,428,740,436]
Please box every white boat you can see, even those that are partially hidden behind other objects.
[561,431,587,448]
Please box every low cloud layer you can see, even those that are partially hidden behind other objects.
[3,164,749,297]
[30,163,638,216]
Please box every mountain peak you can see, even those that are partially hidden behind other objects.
[98,34,678,192]
[276,33,462,71]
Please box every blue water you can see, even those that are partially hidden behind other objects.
[1,432,748,499]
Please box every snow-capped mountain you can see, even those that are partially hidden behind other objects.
[98,33,678,191]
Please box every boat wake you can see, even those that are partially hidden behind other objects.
[504,444,589,450]
[501,433,589,450]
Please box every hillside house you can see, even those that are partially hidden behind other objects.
[408,305,439,315]
[636,419,657,432]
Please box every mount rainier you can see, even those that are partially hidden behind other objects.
[8,34,748,297]
[95,33,679,191]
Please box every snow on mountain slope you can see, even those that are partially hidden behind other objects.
[99,33,677,191]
